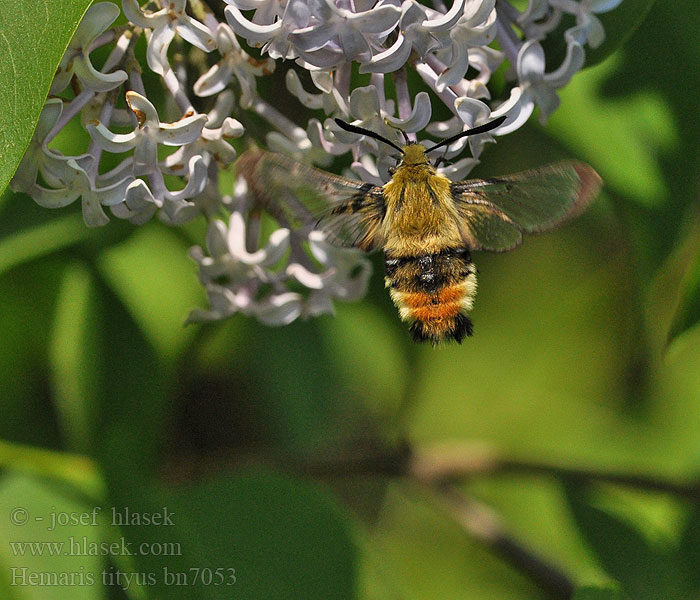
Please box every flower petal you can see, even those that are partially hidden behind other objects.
[347,4,401,34]
[422,0,466,31]
[147,25,176,76]
[194,63,234,97]
[125,91,159,126]
[30,185,81,209]
[359,32,411,73]
[157,113,208,146]
[94,176,133,206]
[122,0,157,28]
[254,292,302,326]
[74,2,121,46]
[176,16,216,52]
[489,87,535,135]
[86,121,138,152]
[544,39,584,87]
[289,22,336,52]
[349,85,382,120]
[225,4,283,42]
[82,194,111,227]
[517,40,545,81]
[164,155,208,201]
[385,91,432,132]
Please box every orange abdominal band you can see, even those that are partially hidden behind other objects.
[401,286,465,321]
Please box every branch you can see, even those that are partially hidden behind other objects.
[408,441,700,501]
[429,484,575,600]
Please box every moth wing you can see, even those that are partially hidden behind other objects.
[451,161,601,252]
[235,149,385,251]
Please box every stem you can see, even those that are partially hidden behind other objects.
[408,441,700,500]
[495,13,522,67]
[163,68,195,114]
[393,67,417,142]
[414,60,459,117]
[250,98,309,145]
[45,91,96,144]
[431,485,575,599]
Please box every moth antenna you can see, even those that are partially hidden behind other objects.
[384,118,411,144]
[335,119,405,155]
[426,115,507,154]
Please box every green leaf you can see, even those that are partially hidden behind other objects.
[0,0,93,196]
[540,0,657,71]
[584,0,658,68]
[86,271,173,480]
[0,212,90,277]
[646,214,700,353]
[97,225,203,364]
[0,259,68,449]
[0,438,103,500]
[678,505,700,593]
[49,262,102,454]
[0,471,106,600]
[44,257,172,478]
[548,56,676,208]
[107,469,358,599]
[573,586,622,600]
[565,485,683,600]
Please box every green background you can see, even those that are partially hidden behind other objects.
[1,1,699,598]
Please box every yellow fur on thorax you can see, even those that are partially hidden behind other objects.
[381,145,463,256]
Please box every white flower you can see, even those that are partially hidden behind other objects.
[360,0,466,73]
[111,179,162,225]
[11,100,93,193]
[289,0,401,65]
[551,0,622,48]
[86,91,207,175]
[50,3,127,93]
[434,0,497,91]
[515,38,584,123]
[186,213,299,324]
[194,24,275,108]
[29,159,132,227]
[225,0,311,60]
[122,0,216,75]
[288,230,371,316]
[21,0,621,331]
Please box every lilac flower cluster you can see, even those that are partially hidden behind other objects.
[12,0,620,325]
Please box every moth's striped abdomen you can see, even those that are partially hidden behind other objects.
[385,247,477,344]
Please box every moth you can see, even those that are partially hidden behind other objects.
[236,116,601,344]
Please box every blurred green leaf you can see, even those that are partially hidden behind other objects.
[357,483,544,600]
[540,0,656,70]
[321,300,411,422]
[0,438,103,500]
[97,225,203,364]
[224,316,386,455]
[584,0,657,67]
[646,212,700,352]
[50,263,101,454]
[678,506,700,594]
[86,273,172,480]
[548,56,676,207]
[573,586,622,600]
[0,471,105,600]
[0,259,67,449]
[0,213,89,277]
[107,469,357,600]
[0,0,92,196]
[565,485,684,600]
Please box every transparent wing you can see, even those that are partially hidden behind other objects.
[451,161,601,252]
[235,149,385,251]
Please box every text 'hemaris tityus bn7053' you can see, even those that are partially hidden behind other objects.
[236,116,602,344]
